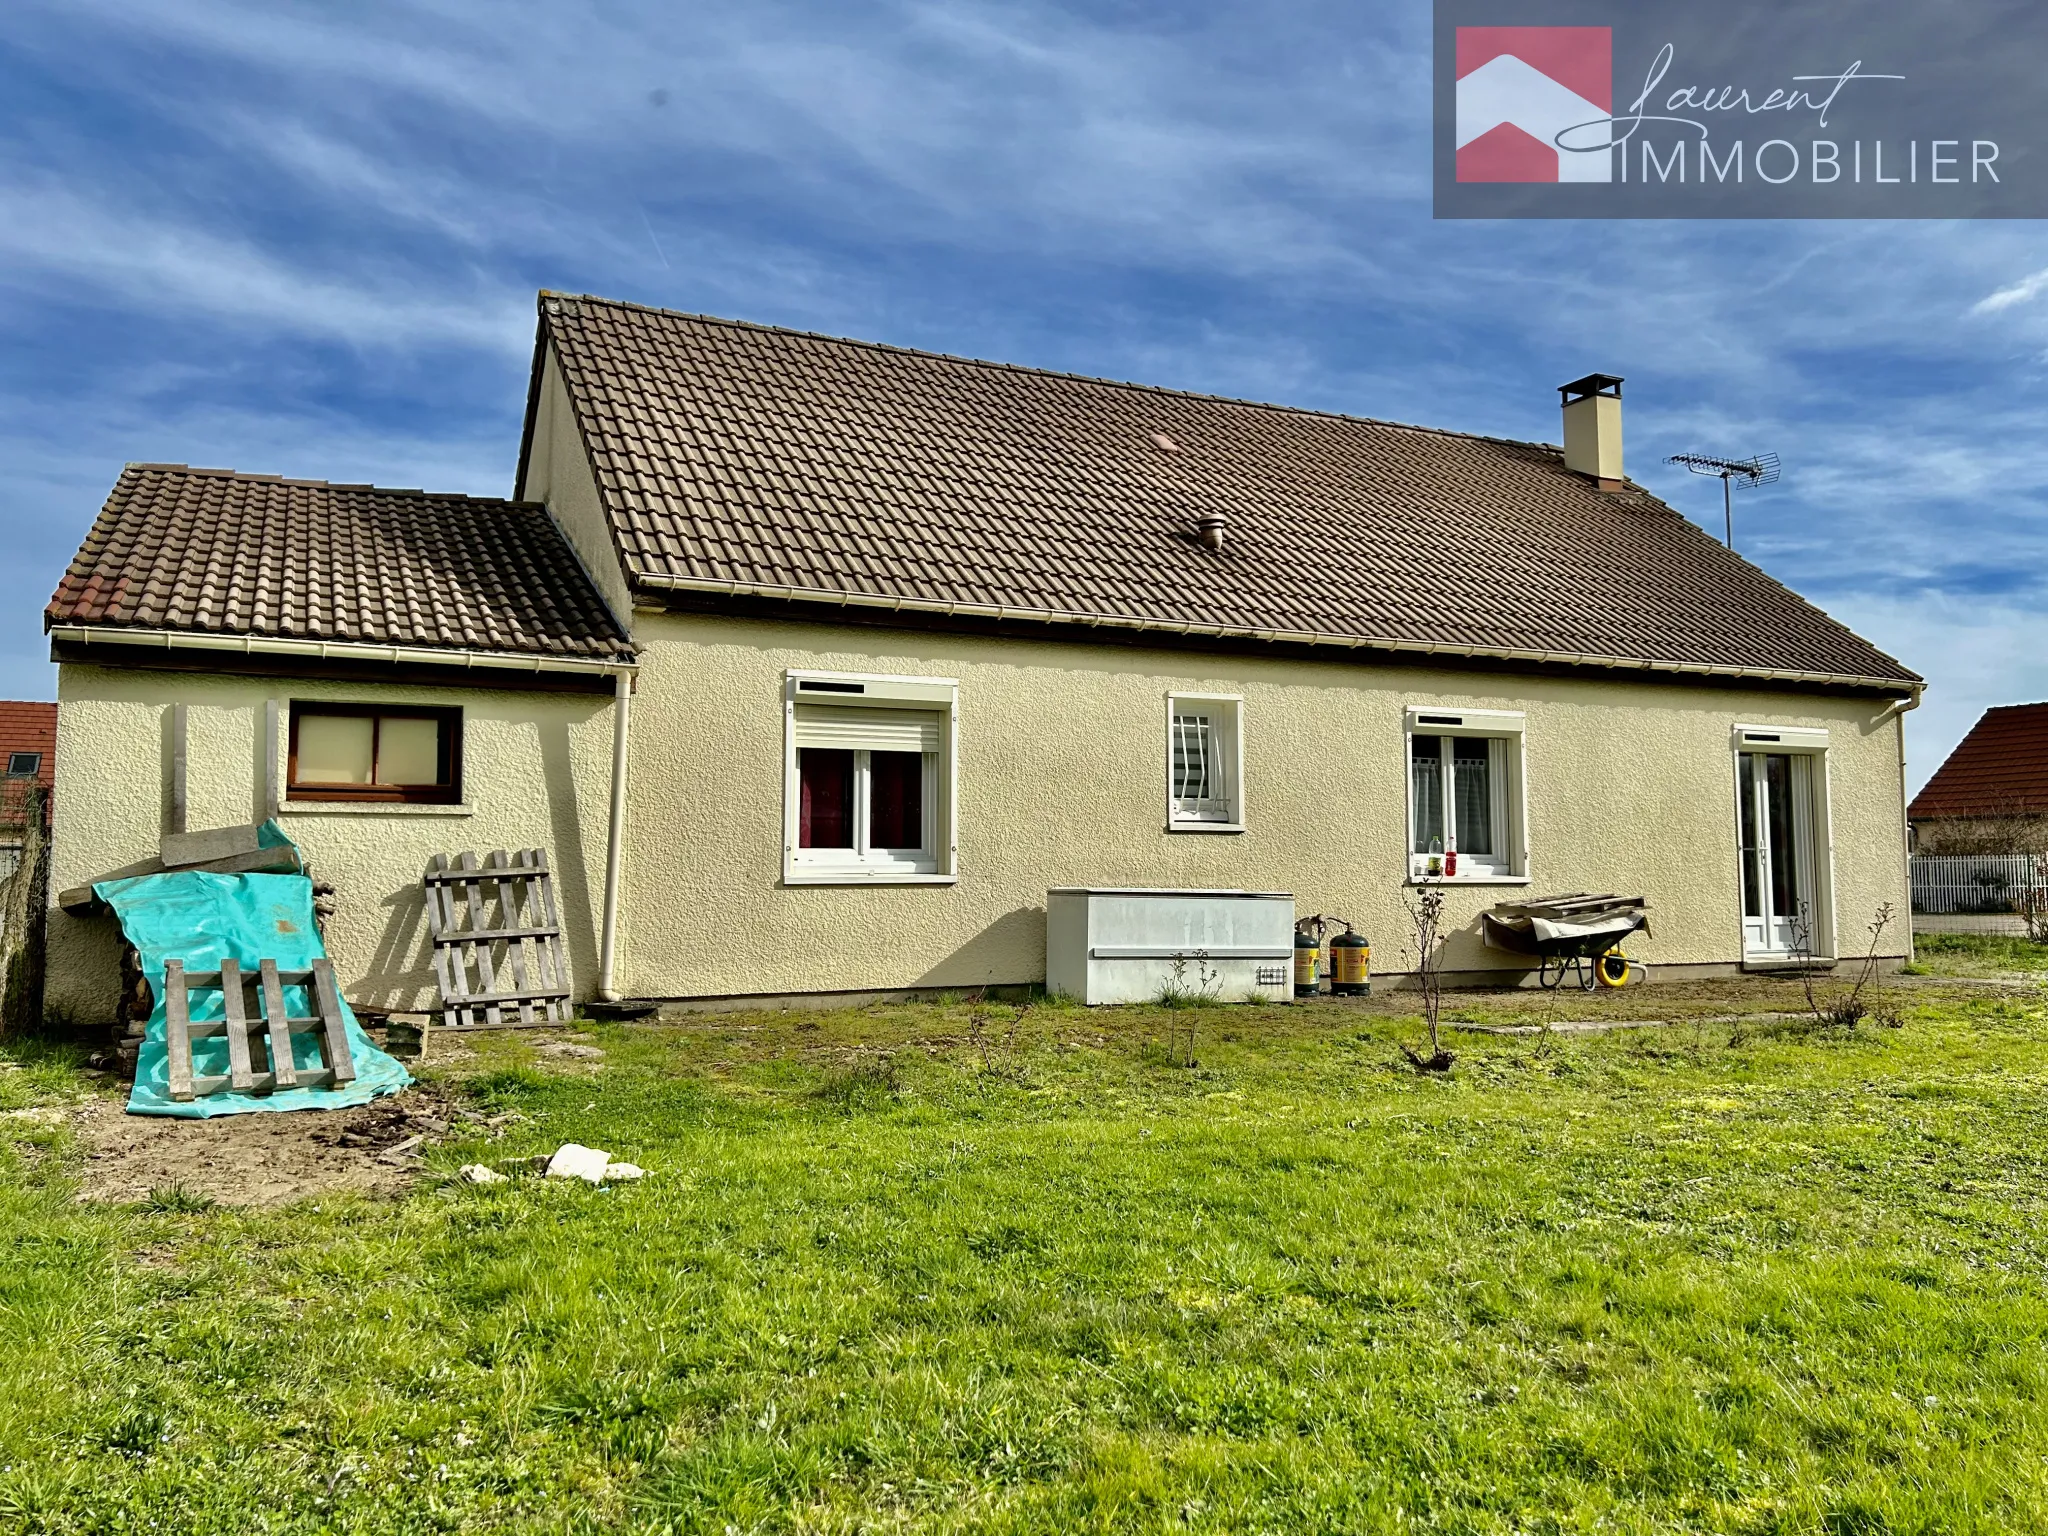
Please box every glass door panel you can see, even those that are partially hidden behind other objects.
[1738,751,1810,955]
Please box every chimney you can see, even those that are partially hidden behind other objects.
[1558,373,1624,490]
[1197,512,1226,552]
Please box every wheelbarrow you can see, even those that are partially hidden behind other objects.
[1481,894,1651,991]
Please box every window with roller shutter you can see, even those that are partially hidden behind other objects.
[783,674,957,884]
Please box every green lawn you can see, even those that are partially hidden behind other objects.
[1909,929,2048,977]
[5,970,2048,1534]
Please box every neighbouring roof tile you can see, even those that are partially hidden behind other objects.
[538,292,1918,690]
[47,467,634,663]
[0,702,56,790]
[1909,702,2048,819]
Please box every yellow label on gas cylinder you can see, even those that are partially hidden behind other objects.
[1293,948,1319,986]
[1334,944,1370,985]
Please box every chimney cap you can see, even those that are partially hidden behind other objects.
[1558,373,1624,405]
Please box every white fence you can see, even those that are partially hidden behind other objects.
[1910,854,2041,915]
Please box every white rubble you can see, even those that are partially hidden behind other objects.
[601,1162,645,1182]
[458,1163,508,1185]
[544,1143,612,1184]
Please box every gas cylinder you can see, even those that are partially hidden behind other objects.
[1294,930,1321,997]
[1331,928,1371,996]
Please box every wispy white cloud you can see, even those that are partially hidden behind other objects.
[0,179,531,354]
[1971,267,2048,314]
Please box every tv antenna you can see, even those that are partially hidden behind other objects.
[1666,452,1781,551]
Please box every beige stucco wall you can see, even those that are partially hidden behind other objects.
[48,665,616,1026]
[520,343,634,629]
[612,611,1911,998]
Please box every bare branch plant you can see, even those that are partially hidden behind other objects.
[1400,886,1455,1073]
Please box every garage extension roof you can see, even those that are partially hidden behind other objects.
[47,465,635,665]
[525,291,1918,693]
[1909,702,2048,820]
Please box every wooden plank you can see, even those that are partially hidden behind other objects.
[191,1069,339,1095]
[428,984,572,1006]
[441,856,478,1029]
[165,960,195,1102]
[261,698,280,821]
[169,703,188,837]
[59,843,305,911]
[458,852,502,1028]
[311,959,357,1086]
[259,960,298,1090]
[219,958,256,1092]
[529,849,572,1023]
[423,854,466,1029]
[425,924,562,945]
[161,822,265,869]
[488,850,536,1026]
[185,1017,323,1038]
[177,970,315,989]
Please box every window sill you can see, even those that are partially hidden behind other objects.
[1403,874,1531,886]
[280,800,474,817]
[1166,821,1246,835]
[782,870,960,887]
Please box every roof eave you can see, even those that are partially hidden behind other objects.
[628,571,1920,697]
[48,624,639,677]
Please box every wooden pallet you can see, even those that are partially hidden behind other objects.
[423,850,572,1029]
[163,957,357,1101]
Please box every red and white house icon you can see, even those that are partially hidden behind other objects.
[1455,27,1613,182]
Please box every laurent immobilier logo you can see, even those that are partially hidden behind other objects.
[1454,26,1612,183]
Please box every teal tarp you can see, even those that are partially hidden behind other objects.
[99,854,411,1118]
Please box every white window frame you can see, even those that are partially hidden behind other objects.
[1165,693,1245,833]
[1403,706,1528,884]
[1730,724,1836,961]
[783,670,959,886]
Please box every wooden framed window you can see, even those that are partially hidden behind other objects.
[287,703,462,804]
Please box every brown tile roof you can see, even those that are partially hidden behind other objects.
[1909,703,2048,820]
[47,466,634,663]
[532,292,1918,692]
[0,703,57,791]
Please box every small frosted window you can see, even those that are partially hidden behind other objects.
[296,715,374,784]
[378,717,442,785]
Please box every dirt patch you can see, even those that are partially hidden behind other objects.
[66,1081,500,1208]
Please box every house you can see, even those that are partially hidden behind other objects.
[0,700,56,881]
[44,293,1921,1021]
[1908,702,2048,855]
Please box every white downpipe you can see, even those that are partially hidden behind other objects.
[597,669,632,1001]
[1888,689,1923,966]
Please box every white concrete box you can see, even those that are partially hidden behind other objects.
[1045,887,1296,1006]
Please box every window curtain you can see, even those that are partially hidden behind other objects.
[1410,734,1444,853]
[1452,737,1494,856]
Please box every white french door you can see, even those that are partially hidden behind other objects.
[1737,751,1817,956]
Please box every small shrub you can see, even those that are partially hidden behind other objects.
[814,1054,903,1113]
[1400,886,1455,1073]
[140,1183,215,1214]
[1796,903,1901,1030]
[966,1000,1034,1088]
[1156,950,1220,1009]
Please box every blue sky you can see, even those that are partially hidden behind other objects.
[4,0,2045,790]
